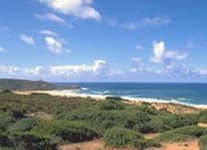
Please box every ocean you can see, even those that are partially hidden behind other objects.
[55,83,207,106]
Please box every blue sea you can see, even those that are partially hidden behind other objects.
[55,83,207,106]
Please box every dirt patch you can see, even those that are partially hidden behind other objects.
[144,133,159,139]
[60,139,105,150]
[27,111,52,120]
[198,123,207,128]
[60,138,199,150]
[151,103,200,114]
[146,139,199,150]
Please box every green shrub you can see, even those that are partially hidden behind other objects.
[131,139,161,150]
[1,89,13,93]
[158,126,207,142]
[0,112,16,132]
[104,127,143,148]
[199,110,207,123]
[147,114,198,133]
[8,110,25,119]
[105,96,123,101]
[48,121,98,143]
[9,132,58,150]
[130,111,152,133]
[157,131,190,142]
[8,118,37,132]
[171,126,207,137]
[97,100,125,111]
[199,134,207,150]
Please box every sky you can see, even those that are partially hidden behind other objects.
[0,0,207,82]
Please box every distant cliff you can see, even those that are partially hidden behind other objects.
[0,79,79,90]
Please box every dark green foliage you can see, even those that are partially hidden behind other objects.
[1,89,13,93]
[9,132,58,150]
[104,127,143,148]
[0,111,16,132]
[199,110,207,123]
[8,110,25,119]
[157,131,189,142]
[147,114,198,133]
[131,139,161,150]
[199,134,207,150]
[97,100,125,110]
[105,96,123,101]
[158,126,207,142]
[8,118,37,132]
[50,121,98,143]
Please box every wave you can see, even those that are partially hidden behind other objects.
[81,87,88,91]
[56,90,207,108]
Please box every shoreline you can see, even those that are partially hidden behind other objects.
[14,90,207,110]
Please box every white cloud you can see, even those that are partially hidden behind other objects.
[135,44,144,51]
[39,0,102,21]
[40,30,57,36]
[50,60,106,76]
[20,34,35,45]
[0,65,44,78]
[131,57,142,63]
[35,13,66,23]
[122,22,137,30]
[45,36,70,53]
[150,41,165,63]
[150,41,189,63]
[140,17,171,27]
[122,17,171,31]
[0,47,7,52]
[165,51,189,60]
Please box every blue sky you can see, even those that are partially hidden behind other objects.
[0,0,207,82]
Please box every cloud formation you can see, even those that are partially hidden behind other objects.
[50,60,106,76]
[0,47,7,52]
[45,36,70,53]
[150,41,189,64]
[39,0,102,21]
[150,41,165,63]
[123,17,171,30]
[20,34,35,45]
[40,30,57,36]
[35,13,65,23]
[140,17,171,27]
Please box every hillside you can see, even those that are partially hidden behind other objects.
[0,92,207,150]
[0,79,79,91]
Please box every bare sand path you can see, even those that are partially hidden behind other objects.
[60,139,199,150]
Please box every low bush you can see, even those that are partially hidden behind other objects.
[157,131,190,142]
[8,117,37,132]
[131,139,161,150]
[9,132,58,150]
[1,89,13,93]
[0,112,16,132]
[105,96,123,101]
[199,134,207,150]
[104,127,143,148]
[97,100,125,111]
[199,110,207,123]
[49,121,98,143]
[158,126,207,142]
